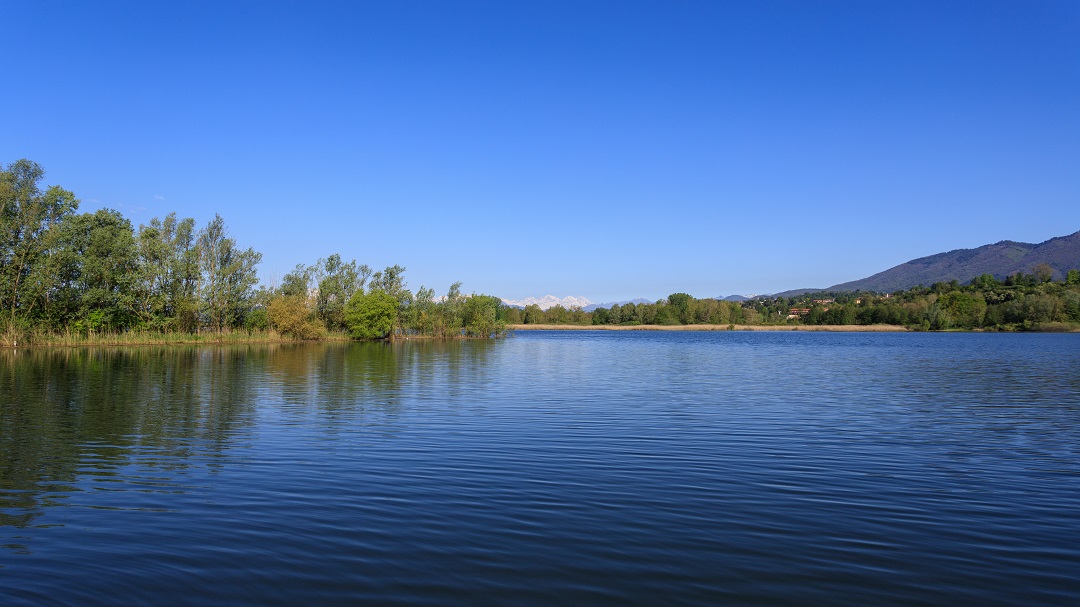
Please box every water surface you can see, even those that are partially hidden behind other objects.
[2,332,1078,605]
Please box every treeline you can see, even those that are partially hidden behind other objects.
[785,269,1080,331]
[262,259,508,340]
[503,295,752,326]
[1,159,505,344]
[1,160,262,341]
[519,268,1080,331]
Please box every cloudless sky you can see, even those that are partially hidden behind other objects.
[3,1,1078,302]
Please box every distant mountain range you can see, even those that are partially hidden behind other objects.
[500,295,657,311]
[501,295,594,310]
[776,229,1080,296]
[502,231,1080,307]
[502,294,758,310]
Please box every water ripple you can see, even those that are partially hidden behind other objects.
[1,334,1078,605]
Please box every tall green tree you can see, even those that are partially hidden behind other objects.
[441,282,465,332]
[404,285,438,336]
[197,214,261,332]
[0,160,79,330]
[461,294,504,337]
[135,213,200,331]
[667,293,692,324]
[370,265,410,303]
[44,209,138,332]
[315,254,368,331]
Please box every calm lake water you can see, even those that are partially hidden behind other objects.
[2,331,1079,606]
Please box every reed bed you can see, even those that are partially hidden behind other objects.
[11,329,352,348]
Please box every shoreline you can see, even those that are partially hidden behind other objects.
[508,323,909,332]
[0,332,351,350]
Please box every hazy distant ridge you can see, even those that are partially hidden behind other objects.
[503,230,1080,305]
[827,230,1080,293]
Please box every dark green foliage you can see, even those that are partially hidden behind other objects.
[0,159,79,332]
[370,265,408,305]
[268,260,509,340]
[938,291,987,329]
[792,272,1080,330]
[344,290,398,339]
[570,275,1080,332]
[244,308,270,332]
[667,293,692,324]
[591,307,609,325]
[522,304,544,324]
[279,264,313,298]
[1,160,269,339]
[198,214,262,332]
[44,209,138,332]
[461,295,505,337]
[135,213,200,331]
[314,254,368,331]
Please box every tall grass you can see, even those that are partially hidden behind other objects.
[1,325,505,349]
[13,328,351,348]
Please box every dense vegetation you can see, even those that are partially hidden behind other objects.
[1,160,506,345]
[502,296,750,327]
[514,270,1080,331]
[265,259,508,340]
[790,270,1080,331]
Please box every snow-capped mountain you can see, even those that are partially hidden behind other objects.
[501,295,593,310]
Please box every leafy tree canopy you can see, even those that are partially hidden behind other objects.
[344,289,398,340]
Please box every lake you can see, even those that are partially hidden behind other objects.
[2,331,1078,605]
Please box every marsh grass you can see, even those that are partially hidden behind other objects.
[13,328,353,348]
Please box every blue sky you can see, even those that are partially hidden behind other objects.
[3,1,1078,302]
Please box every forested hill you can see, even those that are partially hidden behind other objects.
[823,230,1080,294]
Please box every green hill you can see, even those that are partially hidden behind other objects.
[825,230,1080,293]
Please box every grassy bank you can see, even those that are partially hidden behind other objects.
[2,328,509,349]
[4,329,353,348]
